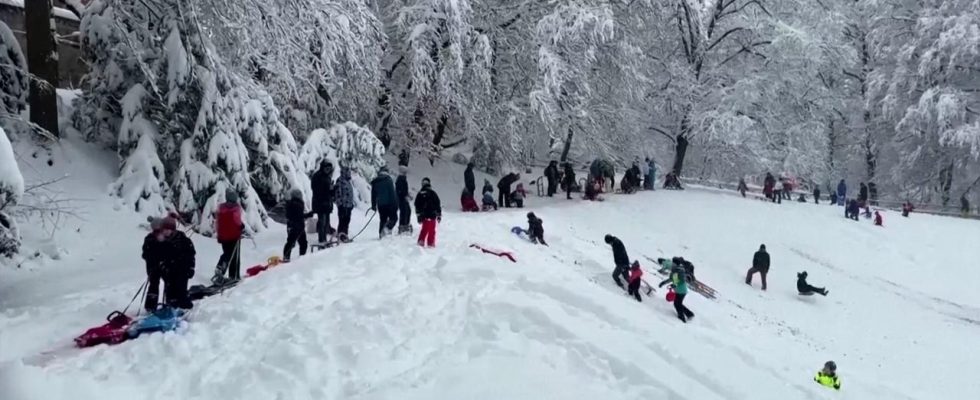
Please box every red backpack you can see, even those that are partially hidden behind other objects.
[216,203,243,241]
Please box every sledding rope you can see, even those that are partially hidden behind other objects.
[121,280,149,317]
[349,210,377,241]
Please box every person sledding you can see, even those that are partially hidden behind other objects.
[283,188,313,262]
[604,234,631,288]
[659,261,695,322]
[745,244,770,290]
[142,216,196,311]
[414,177,441,247]
[627,261,644,302]
[213,188,244,285]
[797,271,828,296]
[525,212,547,245]
[814,361,841,390]
[461,188,480,212]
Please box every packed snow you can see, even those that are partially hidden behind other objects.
[1,144,980,400]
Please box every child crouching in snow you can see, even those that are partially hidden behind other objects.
[627,261,643,302]
[814,361,841,390]
[525,212,547,245]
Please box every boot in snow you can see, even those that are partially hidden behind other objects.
[398,224,413,235]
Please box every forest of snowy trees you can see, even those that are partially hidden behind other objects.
[1,0,979,236]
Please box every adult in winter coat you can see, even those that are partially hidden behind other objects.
[645,158,657,190]
[214,189,244,282]
[283,188,312,261]
[334,166,356,241]
[396,166,413,234]
[604,234,631,288]
[814,361,841,390]
[836,179,847,205]
[797,271,828,296]
[544,161,559,197]
[562,163,576,199]
[622,166,639,194]
[738,178,748,197]
[371,166,399,238]
[868,182,878,205]
[310,160,335,243]
[763,173,775,199]
[858,182,868,205]
[627,262,644,302]
[464,162,476,196]
[414,177,442,247]
[142,217,196,311]
[659,262,695,322]
[526,212,547,245]
[497,173,520,208]
[813,187,821,204]
[629,162,642,189]
[745,244,770,290]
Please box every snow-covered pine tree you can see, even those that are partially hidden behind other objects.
[0,126,23,256]
[0,21,28,132]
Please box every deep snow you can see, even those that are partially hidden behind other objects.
[2,143,980,399]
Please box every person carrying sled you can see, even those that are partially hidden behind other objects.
[334,166,356,241]
[627,261,644,302]
[563,163,577,199]
[396,166,413,234]
[738,178,748,197]
[797,271,828,296]
[604,234,631,288]
[511,182,527,208]
[283,188,312,262]
[497,172,520,208]
[414,177,442,247]
[526,212,547,245]
[461,188,480,212]
[371,166,399,238]
[815,361,841,390]
[143,217,196,311]
[745,244,770,290]
[310,160,335,244]
[545,160,559,197]
[213,188,244,283]
[659,261,695,322]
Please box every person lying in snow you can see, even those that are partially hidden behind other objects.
[814,361,841,390]
[525,212,547,245]
[796,271,828,296]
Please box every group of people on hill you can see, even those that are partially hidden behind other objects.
[744,244,827,296]
[603,234,696,322]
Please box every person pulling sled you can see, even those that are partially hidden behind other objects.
[213,189,244,284]
[797,271,828,296]
[143,217,196,311]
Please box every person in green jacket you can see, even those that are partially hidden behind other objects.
[659,262,695,322]
[814,361,841,390]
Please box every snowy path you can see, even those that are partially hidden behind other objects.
[3,155,980,399]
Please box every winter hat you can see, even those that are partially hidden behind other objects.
[225,188,239,204]
[421,177,431,187]
[824,361,837,372]
[759,244,766,251]
[604,234,614,244]
[160,216,177,231]
[290,188,303,200]
[527,212,535,219]
[399,165,409,175]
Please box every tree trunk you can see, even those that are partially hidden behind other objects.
[672,134,689,176]
[559,127,573,162]
[25,0,59,138]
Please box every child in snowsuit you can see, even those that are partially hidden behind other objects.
[461,188,480,212]
[627,261,643,302]
[659,262,695,322]
[815,361,841,390]
[797,271,828,296]
[414,177,442,247]
[142,217,196,311]
[214,188,244,283]
[874,210,883,226]
[746,244,770,290]
[526,212,547,245]
[511,183,527,208]
[283,188,312,261]
[482,190,498,211]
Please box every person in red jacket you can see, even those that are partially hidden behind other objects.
[214,188,244,283]
[874,210,883,226]
[627,261,644,302]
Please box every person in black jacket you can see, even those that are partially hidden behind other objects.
[605,234,631,288]
[526,212,547,245]
[497,173,520,208]
[544,160,559,197]
[745,244,770,290]
[813,186,821,204]
[371,166,399,238]
[142,217,196,311]
[414,177,442,247]
[858,182,868,205]
[397,166,413,234]
[797,271,828,296]
[310,160,335,243]
[562,163,576,199]
[283,188,312,262]
[464,162,476,196]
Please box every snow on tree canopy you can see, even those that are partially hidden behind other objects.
[0,21,28,121]
[109,84,168,217]
[298,122,386,206]
[0,126,23,207]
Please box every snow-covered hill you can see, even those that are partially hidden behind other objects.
[2,145,979,400]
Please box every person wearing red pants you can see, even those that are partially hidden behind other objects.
[414,177,442,247]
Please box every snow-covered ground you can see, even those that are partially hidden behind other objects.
[2,142,980,400]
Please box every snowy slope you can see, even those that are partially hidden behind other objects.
[2,152,980,400]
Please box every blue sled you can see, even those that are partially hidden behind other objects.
[127,306,185,338]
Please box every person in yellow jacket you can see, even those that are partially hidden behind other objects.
[815,361,841,390]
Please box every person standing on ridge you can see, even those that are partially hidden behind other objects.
[213,188,244,283]
[371,166,399,238]
[859,182,868,205]
[143,216,195,310]
[745,244,770,290]
[604,234,631,288]
[737,178,748,197]
[544,160,559,197]
[334,166,355,242]
[414,177,441,247]
[645,158,657,190]
[396,166,413,234]
[310,160,335,244]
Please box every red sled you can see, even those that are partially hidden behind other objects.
[469,244,517,263]
[74,311,134,348]
[665,288,676,303]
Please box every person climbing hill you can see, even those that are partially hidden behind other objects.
[659,262,695,322]
[796,271,828,296]
[627,261,643,302]
[526,212,547,245]
[604,234,631,288]
[310,160,335,244]
[746,244,770,290]
[283,188,312,262]
[396,166,413,234]
[371,166,398,238]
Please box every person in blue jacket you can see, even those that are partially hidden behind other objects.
[371,166,398,238]
[836,179,847,206]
